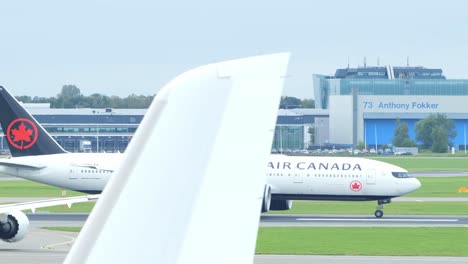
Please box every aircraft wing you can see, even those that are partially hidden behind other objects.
[66,53,289,264]
[0,195,99,214]
[0,161,46,170]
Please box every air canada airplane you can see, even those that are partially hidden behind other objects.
[261,155,421,218]
[0,86,108,243]
[0,86,121,194]
[0,84,420,219]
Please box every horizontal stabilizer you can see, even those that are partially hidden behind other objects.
[0,161,46,170]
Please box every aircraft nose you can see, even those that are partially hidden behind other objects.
[413,178,422,191]
[399,177,421,195]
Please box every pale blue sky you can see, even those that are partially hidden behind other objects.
[1,0,467,99]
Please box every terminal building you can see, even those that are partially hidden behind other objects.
[2,64,468,153]
[0,104,145,153]
[0,104,323,153]
[271,108,328,151]
[313,65,468,150]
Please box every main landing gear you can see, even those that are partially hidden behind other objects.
[374,199,391,218]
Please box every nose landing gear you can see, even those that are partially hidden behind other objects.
[374,199,391,218]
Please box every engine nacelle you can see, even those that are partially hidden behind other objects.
[261,185,272,213]
[270,199,293,211]
[0,211,30,243]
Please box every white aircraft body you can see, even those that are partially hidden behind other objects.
[65,53,290,263]
[0,152,420,218]
[0,86,107,243]
[0,153,122,194]
[0,85,122,194]
[261,155,421,217]
[0,85,420,222]
[0,53,419,246]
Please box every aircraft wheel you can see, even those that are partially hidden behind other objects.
[374,210,383,218]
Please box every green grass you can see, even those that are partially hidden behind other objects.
[267,200,468,215]
[0,181,84,197]
[256,227,468,256]
[42,227,82,232]
[27,200,468,215]
[42,226,468,256]
[409,177,468,197]
[0,174,468,215]
[30,202,95,213]
[369,156,468,172]
[1,176,467,199]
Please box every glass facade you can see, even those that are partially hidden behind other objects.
[315,78,468,108]
[53,135,131,153]
[43,126,137,133]
[0,113,141,153]
[271,125,305,151]
[314,66,468,109]
[0,110,322,153]
[364,118,468,150]
[340,79,468,96]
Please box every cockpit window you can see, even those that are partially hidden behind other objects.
[392,172,412,178]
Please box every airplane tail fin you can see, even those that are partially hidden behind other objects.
[0,87,66,157]
[65,53,290,264]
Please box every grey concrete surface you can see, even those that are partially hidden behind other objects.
[0,228,77,264]
[260,214,468,227]
[254,255,468,264]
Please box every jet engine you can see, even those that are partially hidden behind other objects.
[261,185,272,213]
[0,211,30,243]
[270,199,293,211]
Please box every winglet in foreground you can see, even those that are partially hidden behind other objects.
[65,53,290,264]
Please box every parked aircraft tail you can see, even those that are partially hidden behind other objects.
[0,87,66,157]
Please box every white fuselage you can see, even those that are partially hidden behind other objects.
[266,155,421,201]
[0,154,420,200]
[0,153,123,193]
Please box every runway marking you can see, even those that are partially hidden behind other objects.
[296,218,458,222]
[39,232,77,250]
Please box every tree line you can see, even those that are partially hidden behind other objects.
[17,87,315,110]
[392,114,457,153]
[18,86,455,152]
[280,96,315,109]
[16,85,155,109]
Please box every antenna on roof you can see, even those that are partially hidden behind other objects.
[406,56,409,67]
[347,56,350,69]
[377,57,380,66]
[363,56,367,68]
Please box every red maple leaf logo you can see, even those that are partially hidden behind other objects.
[12,122,33,143]
[6,118,39,150]
[350,181,362,191]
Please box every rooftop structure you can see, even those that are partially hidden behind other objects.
[314,65,468,109]
[333,66,445,80]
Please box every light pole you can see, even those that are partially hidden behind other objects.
[464,124,466,155]
[279,125,283,154]
[96,124,99,153]
[374,124,378,151]
[364,124,367,150]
